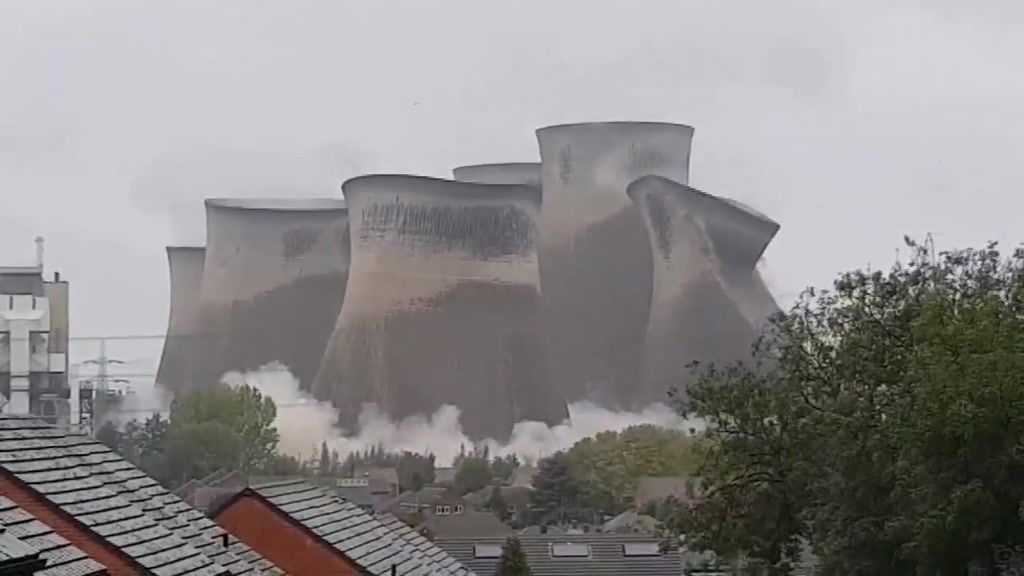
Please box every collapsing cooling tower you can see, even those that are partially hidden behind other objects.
[313,175,567,442]
[627,175,780,405]
[536,122,695,408]
[453,163,542,188]
[194,199,349,391]
[155,246,206,391]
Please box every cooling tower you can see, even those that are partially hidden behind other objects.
[313,174,566,442]
[156,246,206,391]
[536,121,695,408]
[194,199,349,391]
[453,163,542,187]
[627,175,780,405]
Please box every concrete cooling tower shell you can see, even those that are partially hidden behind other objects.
[627,175,780,405]
[453,163,542,187]
[535,121,695,408]
[155,246,206,391]
[195,198,350,391]
[313,174,567,442]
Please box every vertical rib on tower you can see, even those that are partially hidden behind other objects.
[156,246,205,391]
[195,199,349,391]
[313,175,563,441]
[536,122,695,408]
[627,175,780,405]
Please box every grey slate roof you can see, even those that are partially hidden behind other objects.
[0,530,38,563]
[0,416,281,576]
[436,533,683,576]
[251,479,475,576]
[0,496,104,576]
[377,514,472,576]
[417,511,514,538]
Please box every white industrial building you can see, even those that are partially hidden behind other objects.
[0,238,70,423]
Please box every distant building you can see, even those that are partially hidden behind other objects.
[210,479,474,576]
[0,414,282,575]
[416,511,514,540]
[437,532,682,576]
[0,238,70,424]
[432,467,457,487]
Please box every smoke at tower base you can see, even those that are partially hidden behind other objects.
[222,362,699,467]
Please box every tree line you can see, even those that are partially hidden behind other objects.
[670,240,1024,575]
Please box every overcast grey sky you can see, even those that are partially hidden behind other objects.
[1,0,1022,349]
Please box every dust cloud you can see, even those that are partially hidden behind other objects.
[222,362,700,466]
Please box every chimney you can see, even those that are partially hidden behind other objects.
[54,271,61,282]
[34,236,45,270]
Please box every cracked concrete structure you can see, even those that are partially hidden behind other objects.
[535,122,695,407]
[627,175,780,405]
[155,246,205,391]
[314,174,566,441]
[194,199,349,391]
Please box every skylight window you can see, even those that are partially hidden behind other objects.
[550,543,590,558]
[623,542,661,557]
[474,544,503,558]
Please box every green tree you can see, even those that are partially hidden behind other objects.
[455,456,493,495]
[495,536,531,576]
[170,383,279,472]
[95,420,121,451]
[491,454,521,483]
[680,240,1024,574]
[486,485,511,523]
[529,452,585,525]
[164,421,243,486]
[567,424,700,516]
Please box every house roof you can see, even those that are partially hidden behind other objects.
[436,533,682,576]
[0,416,281,576]
[601,510,662,534]
[0,496,105,576]
[245,479,475,576]
[465,485,531,508]
[353,467,399,488]
[416,511,513,539]
[386,486,455,510]
[377,514,472,576]
[0,521,46,575]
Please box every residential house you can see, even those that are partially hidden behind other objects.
[386,487,470,521]
[601,510,663,535]
[464,485,531,526]
[437,533,682,576]
[415,511,514,540]
[0,415,282,575]
[210,479,474,576]
[329,475,396,513]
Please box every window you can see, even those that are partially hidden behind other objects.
[623,542,661,557]
[550,543,590,558]
[474,544,502,559]
[454,504,464,514]
[435,505,451,515]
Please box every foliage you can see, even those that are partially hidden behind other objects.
[164,421,243,486]
[495,536,531,576]
[170,383,278,472]
[341,445,436,492]
[679,240,1024,575]
[487,484,511,523]
[566,424,700,516]
[528,452,587,525]
[455,456,493,495]
[491,454,521,482]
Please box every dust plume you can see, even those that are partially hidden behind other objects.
[224,362,700,466]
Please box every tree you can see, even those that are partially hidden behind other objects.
[570,424,699,516]
[529,452,585,525]
[680,240,1024,574]
[495,536,531,576]
[170,383,279,472]
[455,456,493,495]
[95,420,121,451]
[492,454,521,483]
[319,441,330,476]
[164,421,243,487]
[487,485,511,523]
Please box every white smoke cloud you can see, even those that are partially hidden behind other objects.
[223,362,701,466]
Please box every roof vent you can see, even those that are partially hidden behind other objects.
[551,543,590,558]
[474,544,503,559]
[623,542,661,556]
